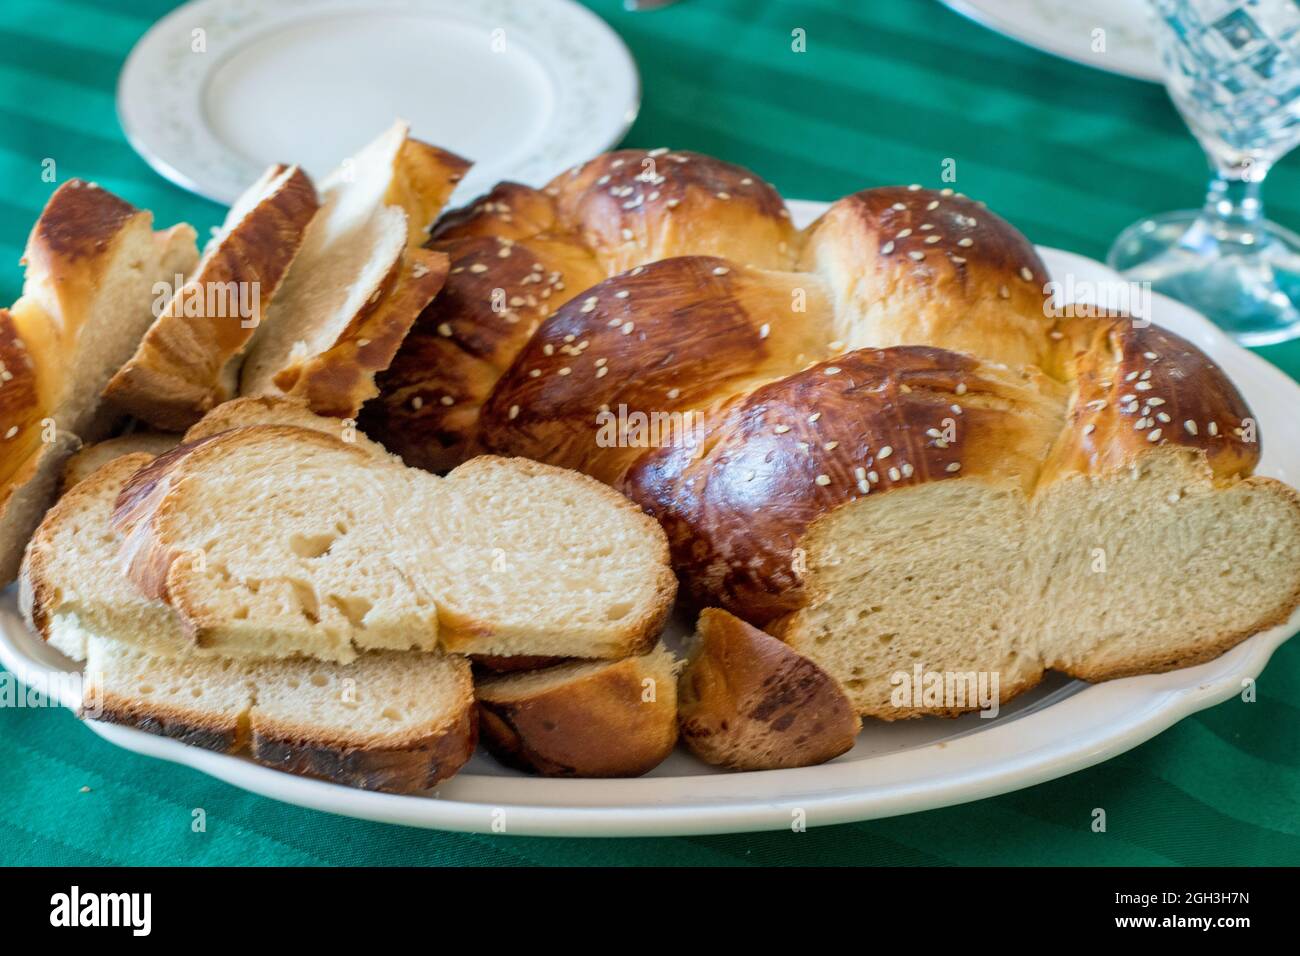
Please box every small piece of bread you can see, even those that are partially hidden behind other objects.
[239,121,467,417]
[108,425,675,662]
[678,608,860,770]
[0,180,197,584]
[182,395,392,459]
[60,433,180,495]
[475,644,679,777]
[103,164,319,429]
[25,454,476,793]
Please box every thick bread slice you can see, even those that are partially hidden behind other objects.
[678,609,860,770]
[24,456,476,793]
[0,181,198,583]
[60,432,180,495]
[112,426,675,662]
[103,165,319,429]
[475,644,678,776]
[240,121,467,416]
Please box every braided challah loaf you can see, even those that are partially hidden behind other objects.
[369,150,1300,718]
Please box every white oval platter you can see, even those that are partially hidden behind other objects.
[2,199,1296,837]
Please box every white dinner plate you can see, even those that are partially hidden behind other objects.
[940,0,1162,83]
[3,199,1297,837]
[117,0,640,205]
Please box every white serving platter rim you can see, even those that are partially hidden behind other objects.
[939,0,1162,83]
[116,0,641,205]
[2,199,1296,838]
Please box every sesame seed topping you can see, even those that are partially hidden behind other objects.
[615,290,630,299]
[508,405,520,420]
[1135,381,1152,391]
[908,184,921,191]
[1148,428,1162,442]
[621,228,633,240]
[469,264,488,273]
[878,445,893,459]
[1020,267,1034,281]
[854,466,866,480]
[956,383,967,395]
[888,466,901,481]
[712,266,730,276]
[1083,424,1095,435]
[620,321,634,334]
[411,397,424,410]
[581,297,598,313]
[858,479,871,494]
[926,200,939,210]
[897,228,913,238]
[529,369,541,378]
[999,285,1010,298]
[1184,420,1198,435]
[1144,352,1158,360]
[774,424,791,434]
[925,235,940,244]
[1147,397,1165,406]
[892,202,906,211]
[759,323,771,339]
[437,323,453,337]
[880,241,895,254]
[824,366,841,375]
[945,462,961,472]
[1208,421,1219,436]
[809,412,822,423]
[868,470,879,483]
[902,462,914,477]
[908,251,925,261]
[595,366,609,378]
[957,237,973,247]
[815,474,831,486]
[717,192,731,200]
[1156,412,1171,423]
[824,441,839,451]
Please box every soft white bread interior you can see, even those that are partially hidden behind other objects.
[239,121,466,417]
[778,448,1300,717]
[678,609,860,770]
[105,425,674,663]
[475,643,678,777]
[103,164,319,429]
[25,453,475,793]
[60,432,180,495]
[0,180,198,584]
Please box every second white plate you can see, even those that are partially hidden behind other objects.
[118,0,641,205]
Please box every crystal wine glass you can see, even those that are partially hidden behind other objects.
[1108,0,1300,345]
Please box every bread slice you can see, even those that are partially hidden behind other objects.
[678,609,860,770]
[111,426,675,662]
[0,180,198,583]
[239,121,466,416]
[103,165,319,429]
[60,432,180,495]
[24,453,476,793]
[182,395,392,459]
[475,644,678,776]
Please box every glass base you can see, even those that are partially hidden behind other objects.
[1106,210,1300,347]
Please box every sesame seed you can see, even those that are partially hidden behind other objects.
[1184,420,1198,435]
[908,184,921,191]
[508,405,520,420]
[880,241,895,254]
[878,445,893,459]
[1083,424,1095,435]
[957,237,973,247]
[951,255,967,264]
[999,285,1010,299]
[1156,412,1171,423]
[529,369,541,378]
[774,424,791,434]
[897,228,913,238]
[858,479,871,494]
[1148,428,1162,442]
[437,323,453,337]
[824,366,841,375]
[741,177,753,185]
[1146,397,1165,406]
[712,266,730,276]
[615,290,630,299]
[621,228,633,240]
[951,404,962,415]
[908,251,925,261]
[868,470,880,483]
[926,200,939,210]
[1125,371,1139,382]
[594,357,607,367]
[924,235,940,244]
[902,462,914,477]
[1144,352,1158,360]
[581,297,598,313]
[926,428,942,438]
[1135,381,1152,391]
[1140,369,1152,380]
[648,147,668,157]
[892,202,906,211]
[470,264,488,273]
[666,387,681,399]
[595,366,609,378]
[945,462,961,472]
[888,466,901,481]
[854,466,867,480]
[621,321,634,334]
[1020,267,1034,281]
[759,323,771,339]
[809,412,822,423]
[666,198,680,208]
[1208,421,1219,436]
[956,383,967,395]
[717,192,731,200]
[814,474,831,486]
[824,441,839,451]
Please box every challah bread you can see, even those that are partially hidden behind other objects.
[106,424,674,663]
[678,609,860,770]
[0,180,197,583]
[475,643,678,777]
[456,180,1300,717]
[363,149,797,471]
[239,121,467,417]
[23,450,477,793]
[103,164,319,429]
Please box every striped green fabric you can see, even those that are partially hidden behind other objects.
[2,0,1298,866]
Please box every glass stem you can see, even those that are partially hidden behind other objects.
[1193,161,1268,251]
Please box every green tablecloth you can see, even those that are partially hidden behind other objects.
[2,0,1298,866]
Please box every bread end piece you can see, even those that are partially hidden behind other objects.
[678,608,860,771]
[476,644,679,777]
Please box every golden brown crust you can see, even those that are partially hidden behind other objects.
[678,609,860,769]
[475,649,678,777]
[103,165,320,429]
[279,247,449,417]
[368,149,798,472]
[58,433,178,496]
